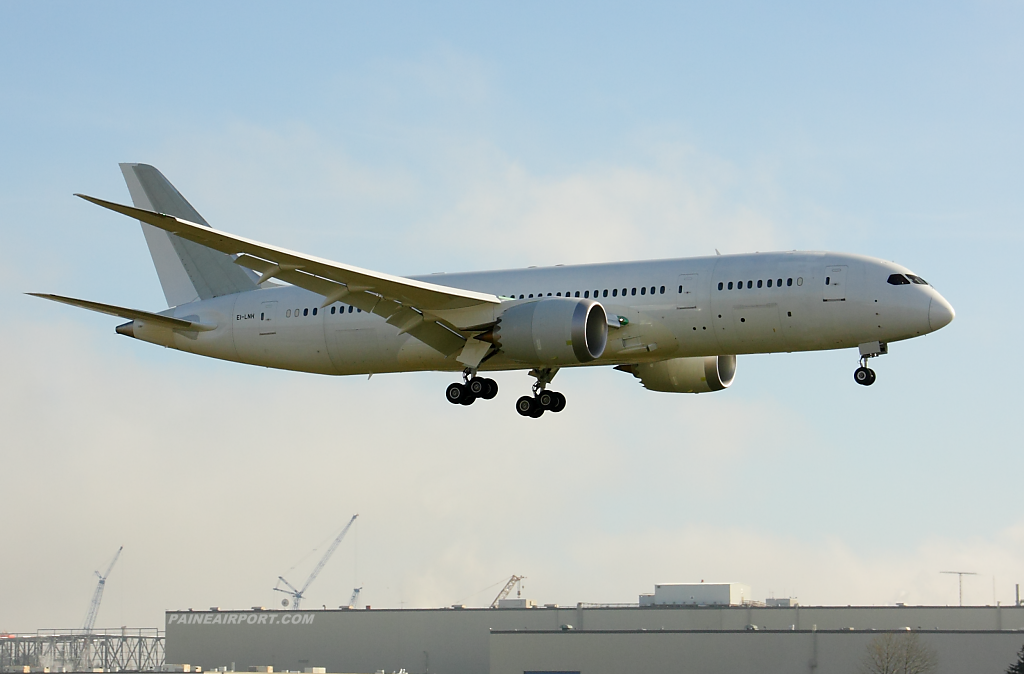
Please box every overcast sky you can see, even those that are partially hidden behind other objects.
[2,1,1023,633]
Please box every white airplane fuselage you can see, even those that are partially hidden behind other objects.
[129,251,953,377]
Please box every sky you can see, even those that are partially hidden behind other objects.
[1,1,1023,633]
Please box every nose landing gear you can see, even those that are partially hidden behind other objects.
[854,362,876,386]
[854,341,887,387]
[516,368,566,418]
[446,370,498,406]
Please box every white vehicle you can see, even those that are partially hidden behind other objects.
[33,164,955,418]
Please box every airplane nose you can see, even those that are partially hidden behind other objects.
[928,295,955,331]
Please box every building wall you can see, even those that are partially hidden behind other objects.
[165,606,1024,674]
[490,630,1024,674]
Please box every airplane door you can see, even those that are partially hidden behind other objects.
[677,274,699,309]
[823,266,848,302]
[260,301,277,335]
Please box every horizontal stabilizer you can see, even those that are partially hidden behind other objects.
[28,293,215,331]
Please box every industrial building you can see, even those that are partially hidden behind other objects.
[165,585,1024,674]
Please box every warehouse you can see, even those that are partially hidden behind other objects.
[166,598,1024,674]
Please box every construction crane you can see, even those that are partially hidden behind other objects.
[83,546,122,632]
[490,575,526,608]
[274,514,358,610]
[941,570,978,607]
[348,587,362,608]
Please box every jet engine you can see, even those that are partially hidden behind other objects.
[622,355,737,393]
[493,298,608,365]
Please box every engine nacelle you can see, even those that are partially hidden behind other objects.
[625,355,737,393]
[494,298,608,365]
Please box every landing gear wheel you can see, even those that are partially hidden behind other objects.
[537,391,566,412]
[467,378,487,397]
[479,378,498,400]
[516,395,541,417]
[854,367,876,386]
[446,382,473,404]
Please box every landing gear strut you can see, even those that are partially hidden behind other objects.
[854,341,887,387]
[446,369,498,406]
[516,368,566,418]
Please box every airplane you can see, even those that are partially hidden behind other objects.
[32,164,955,418]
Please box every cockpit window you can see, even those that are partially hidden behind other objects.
[906,274,928,285]
[887,274,911,285]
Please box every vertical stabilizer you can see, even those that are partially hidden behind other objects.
[120,163,258,307]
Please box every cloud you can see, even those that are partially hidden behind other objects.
[142,122,785,276]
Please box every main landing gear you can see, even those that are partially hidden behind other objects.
[446,370,498,406]
[516,368,566,418]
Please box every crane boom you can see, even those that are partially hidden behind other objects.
[83,546,122,632]
[274,515,358,610]
[490,575,525,608]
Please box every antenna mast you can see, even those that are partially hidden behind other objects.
[940,570,978,607]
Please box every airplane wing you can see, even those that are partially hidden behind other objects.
[28,293,215,331]
[76,194,502,356]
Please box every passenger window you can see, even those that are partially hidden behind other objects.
[757,280,762,288]
[357,308,362,312]
[331,306,336,314]
[631,288,636,296]
[519,294,524,299]
[640,287,646,295]
[594,290,599,297]
[286,309,291,317]
[612,288,618,297]
[603,289,608,297]
[747,281,752,289]
[718,282,724,290]
[777,278,782,287]
[787,278,793,287]
[584,291,590,298]
[556,292,562,297]
[548,293,552,296]
[575,291,580,297]
[261,313,264,320]
[797,277,803,286]
[312,307,317,316]
[529,294,534,298]
[660,286,665,294]
[906,274,928,285]
[826,277,831,285]
[767,279,772,288]
[303,308,308,316]
[728,282,733,290]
